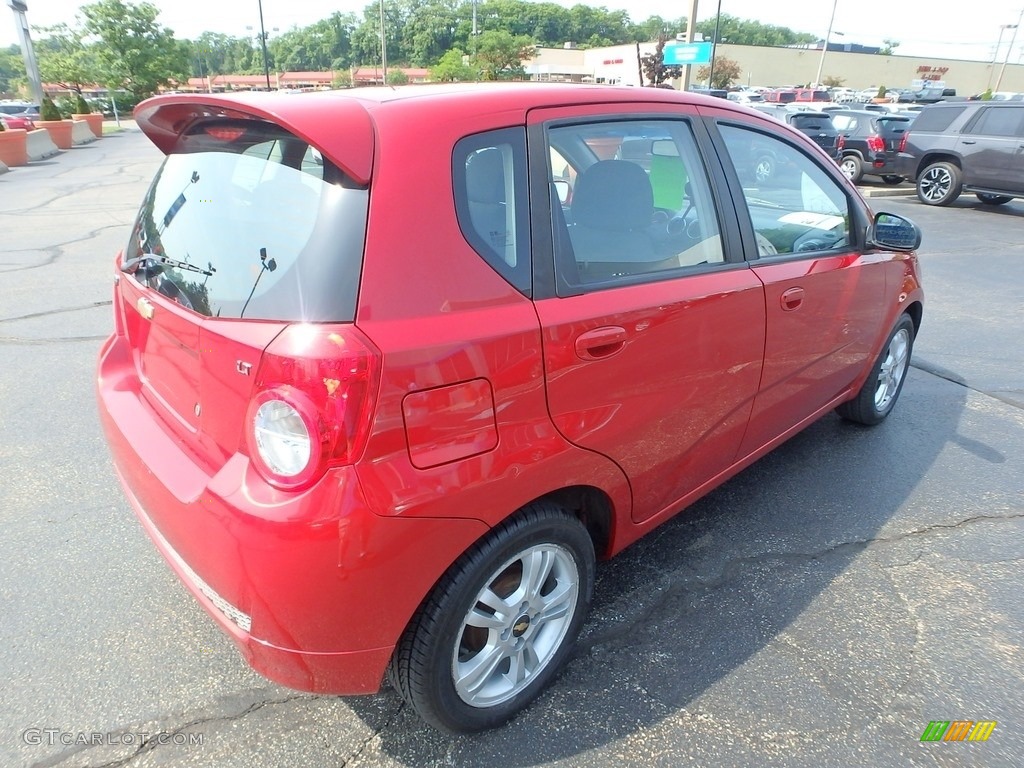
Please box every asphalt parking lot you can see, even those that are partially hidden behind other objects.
[0,127,1021,767]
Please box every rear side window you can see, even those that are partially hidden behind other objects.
[453,128,531,295]
[911,106,967,132]
[969,106,1024,137]
[125,120,368,321]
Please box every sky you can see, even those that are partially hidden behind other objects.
[4,0,1024,64]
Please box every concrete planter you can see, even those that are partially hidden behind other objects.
[0,128,28,167]
[72,113,104,138]
[36,119,74,150]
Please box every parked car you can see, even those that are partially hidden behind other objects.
[97,84,924,733]
[896,101,1024,205]
[829,109,913,184]
[784,111,843,162]
[0,101,39,120]
[0,114,34,131]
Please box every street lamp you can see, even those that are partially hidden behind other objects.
[257,0,271,90]
[814,0,840,87]
[707,0,724,88]
[990,19,1020,92]
[379,0,387,84]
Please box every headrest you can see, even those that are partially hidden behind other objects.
[572,160,653,231]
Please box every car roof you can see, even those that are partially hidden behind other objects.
[135,83,757,185]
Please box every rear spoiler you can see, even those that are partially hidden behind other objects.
[134,92,374,185]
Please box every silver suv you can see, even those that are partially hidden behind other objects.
[897,102,1024,206]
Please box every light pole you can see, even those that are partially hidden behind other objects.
[707,0,724,88]
[814,0,840,87]
[257,0,271,90]
[987,25,1012,91]
[993,14,1022,93]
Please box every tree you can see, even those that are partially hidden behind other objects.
[387,68,409,84]
[822,75,844,87]
[880,39,900,56]
[473,30,534,80]
[1,45,27,95]
[80,0,190,100]
[697,55,741,89]
[641,37,681,87]
[36,24,101,96]
[431,47,477,81]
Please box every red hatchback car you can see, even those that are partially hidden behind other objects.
[97,84,923,732]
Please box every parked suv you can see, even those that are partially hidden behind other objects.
[896,101,1024,206]
[97,85,923,733]
[829,109,912,184]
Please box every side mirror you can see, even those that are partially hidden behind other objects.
[552,179,571,204]
[868,211,921,251]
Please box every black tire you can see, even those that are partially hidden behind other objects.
[752,153,776,184]
[976,192,1013,205]
[388,501,595,733]
[882,175,904,186]
[916,161,962,206]
[837,314,916,426]
[840,155,863,184]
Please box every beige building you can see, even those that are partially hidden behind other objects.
[528,43,1024,96]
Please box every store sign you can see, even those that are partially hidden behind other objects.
[663,43,713,65]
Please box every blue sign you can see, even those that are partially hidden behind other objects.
[663,42,713,66]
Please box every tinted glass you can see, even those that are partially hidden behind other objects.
[911,106,967,132]
[124,122,367,321]
[970,106,1024,137]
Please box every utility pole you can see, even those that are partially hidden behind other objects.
[987,24,1011,91]
[7,0,44,106]
[681,0,700,92]
[257,0,271,90]
[379,0,387,84]
[708,0,723,88]
[814,0,839,88]
[994,9,1023,93]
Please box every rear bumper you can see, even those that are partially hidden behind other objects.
[96,333,489,694]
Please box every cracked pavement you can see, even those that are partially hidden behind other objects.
[1,129,1021,767]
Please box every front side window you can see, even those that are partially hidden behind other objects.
[546,119,725,287]
[719,124,851,257]
[125,121,367,321]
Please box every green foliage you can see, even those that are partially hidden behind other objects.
[641,37,681,86]
[981,88,993,100]
[40,96,63,121]
[822,75,844,87]
[431,48,477,82]
[880,38,900,56]
[697,55,741,89]
[386,68,409,85]
[877,85,887,98]
[36,24,101,95]
[333,69,353,88]
[473,29,535,80]
[75,94,92,113]
[1,46,28,95]
[80,0,190,100]
[694,14,815,47]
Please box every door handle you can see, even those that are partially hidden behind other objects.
[961,140,976,145]
[574,326,628,361]
[780,287,804,311]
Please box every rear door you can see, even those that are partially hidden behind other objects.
[709,115,890,456]
[959,105,1024,192]
[529,105,766,523]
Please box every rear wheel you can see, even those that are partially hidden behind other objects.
[917,161,962,206]
[882,175,904,186]
[839,155,863,183]
[976,192,1013,205]
[388,501,595,732]
[837,314,915,426]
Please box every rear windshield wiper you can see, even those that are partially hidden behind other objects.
[121,254,215,277]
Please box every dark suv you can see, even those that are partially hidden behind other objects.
[829,109,912,184]
[896,102,1024,206]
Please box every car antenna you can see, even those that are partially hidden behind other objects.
[239,247,276,318]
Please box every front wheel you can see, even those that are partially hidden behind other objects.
[837,314,915,425]
[388,502,595,732]
[917,161,962,206]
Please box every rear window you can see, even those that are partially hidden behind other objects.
[124,120,368,321]
[790,114,836,132]
[876,116,911,135]
[910,106,967,132]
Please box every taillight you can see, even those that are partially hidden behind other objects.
[867,135,885,153]
[245,324,381,489]
[898,132,908,153]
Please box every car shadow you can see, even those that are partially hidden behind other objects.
[345,368,964,762]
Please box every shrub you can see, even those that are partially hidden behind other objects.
[75,94,91,114]
[40,96,63,121]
